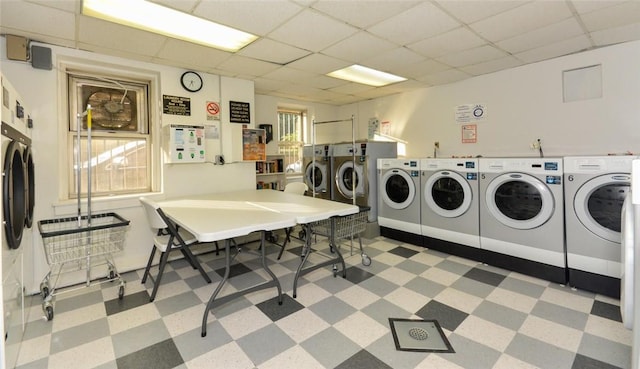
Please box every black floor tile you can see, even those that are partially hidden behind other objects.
[105,290,150,316]
[416,300,469,331]
[465,267,507,287]
[214,262,253,278]
[572,353,624,369]
[591,300,623,322]
[116,338,184,369]
[345,266,375,284]
[256,294,304,322]
[335,349,393,369]
[388,246,419,258]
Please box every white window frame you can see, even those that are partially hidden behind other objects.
[277,109,305,176]
[58,57,161,201]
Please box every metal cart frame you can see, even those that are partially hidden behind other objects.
[36,105,129,320]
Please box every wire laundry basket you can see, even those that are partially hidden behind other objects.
[37,105,130,321]
[310,206,371,266]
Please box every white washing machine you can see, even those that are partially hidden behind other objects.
[302,144,332,200]
[421,158,481,259]
[331,142,396,222]
[377,158,421,245]
[564,155,636,298]
[479,157,566,283]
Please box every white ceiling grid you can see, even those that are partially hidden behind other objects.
[1,0,640,105]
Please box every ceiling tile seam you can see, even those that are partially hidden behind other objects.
[565,0,597,50]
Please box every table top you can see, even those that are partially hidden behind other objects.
[159,190,359,242]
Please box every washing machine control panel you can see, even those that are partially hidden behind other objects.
[546,175,562,185]
[467,173,478,180]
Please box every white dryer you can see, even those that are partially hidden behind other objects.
[421,158,481,259]
[479,158,566,283]
[564,155,636,298]
[377,158,421,246]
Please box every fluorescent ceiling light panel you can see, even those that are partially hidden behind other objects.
[82,0,258,52]
[327,65,407,87]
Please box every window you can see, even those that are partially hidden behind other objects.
[68,73,151,197]
[277,109,305,174]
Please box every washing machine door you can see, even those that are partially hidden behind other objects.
[3,140,26,249]
[23,145,35,228]
[621,195,634,329]
[336,160,365,198]
[574,174,630,243]
[304,161,327,193]
[424,170,472,218]
[485,172,554,230]
[381,169,415,210]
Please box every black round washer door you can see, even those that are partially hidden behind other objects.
[3,140,26,249]
[23,145,35,228]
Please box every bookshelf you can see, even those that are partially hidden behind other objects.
[256,155,286,190]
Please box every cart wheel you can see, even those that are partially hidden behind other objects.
[40,284,49,300]
[109,270,117,280]
[362,254,371,266]
[118,285,125,300]
[332,264,338,277]
[43,304,54,321]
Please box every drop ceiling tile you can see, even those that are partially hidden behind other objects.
[238,38,311,65]
[591,22,640,46]
[459,56,524,76]
[150,0,198,13]
[360,47,425,75]
[400,59,452,79]
[496,18,584,54]
[1,0,75,41]
[436,45,508,68]
[254,78,293,93]
[353,87,402,100]
[434,0,527,24]
[216,55,282,77]
[571,0,627,15]
[155,38,231,68]
[368,2,460,45]
[580,2,640,32]
[328,82,376,95]
[408,27,486,58]
[193,0,303,36]
[78,43,156,64]
[29,0,78,12]
[417,68,472,86]
[78,16,167,56]
[287,53,351,75]
[261,66,321,84]
[312,1,419,28]
[469,1,573,42]
[321,31,399,64]
[307,75,351,90]
[268,9,359,52]
[514,34,592,63]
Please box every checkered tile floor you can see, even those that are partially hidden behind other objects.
[15,234,632,369]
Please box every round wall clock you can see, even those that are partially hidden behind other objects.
[180,71,203,92]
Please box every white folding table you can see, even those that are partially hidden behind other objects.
[158,190,358,337]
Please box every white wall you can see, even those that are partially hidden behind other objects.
[338,40,640,158]
[0,38,257,293]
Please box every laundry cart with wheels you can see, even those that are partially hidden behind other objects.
[38,213,130,320]
[36,105,130,321]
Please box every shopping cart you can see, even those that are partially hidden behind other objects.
[37,212,129,320]
[309,206,371,267]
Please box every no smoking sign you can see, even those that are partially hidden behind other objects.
[206,101,220,120]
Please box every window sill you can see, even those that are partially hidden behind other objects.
[52,192,165,217]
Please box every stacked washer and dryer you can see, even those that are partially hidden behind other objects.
[377,158,422,245]
[421,158,482,259]
[478,157,566,283]
[564,155,636,298]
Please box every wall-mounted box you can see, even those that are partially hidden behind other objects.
[164,124,205,163]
